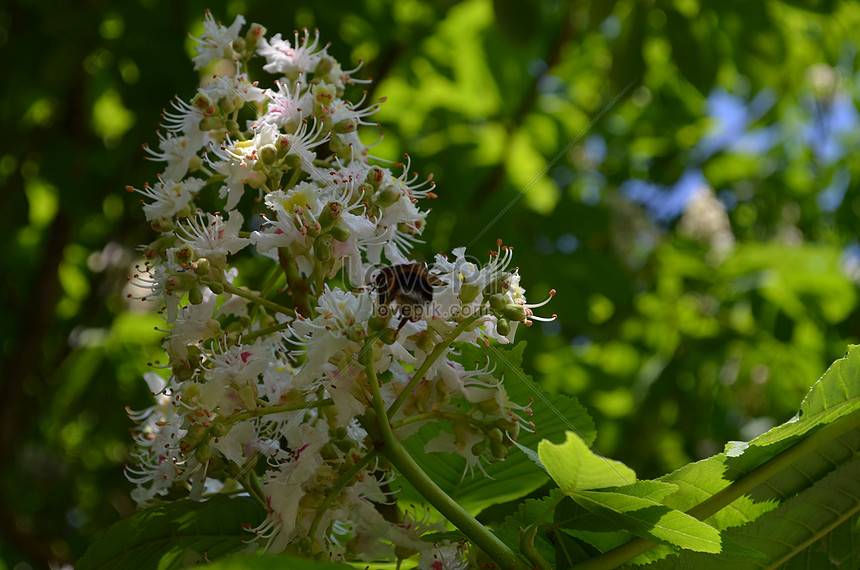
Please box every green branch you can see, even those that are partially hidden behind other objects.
[308,450,378,546]
[387,312,482,418]
[222,281,296,317]
[220,398,333,426]
[363,352,529,570]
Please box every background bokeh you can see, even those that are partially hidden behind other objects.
[3,0,859,566]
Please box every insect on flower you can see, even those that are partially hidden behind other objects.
[374,263,446,331]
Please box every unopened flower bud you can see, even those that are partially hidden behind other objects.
[209,422,230,438]
[221,97,239,114]
[376,184,400,207]
[314,55,335,77]
[369,314,390,332]
[199,116,220,131]
[346,323,365,343]
[471,441,486,456]
[260,143,278,165]
[194,258,211,276]
[502,304,528,322]
[459,281,481,304]
[245,169,267,189]
[490,439,508,460]
[380,329,398,345]
[205,281,224,294]
[496,317,511,337]
[330,225,350,242]
[165,272,197,292]
[334,118,358,134]
[151,216,174,233]
[194,442,211,463]
[488,428,504,444]
[245,24,266,49]
[488,293,506,310]
[314,240,332,261]
[188,286,204,305]
[231,36,246,54]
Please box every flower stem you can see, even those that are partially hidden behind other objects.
[241,319,291,343]
[222,281,296,317]
[387,313,482,418]
[307,450,378,547]
[220,398,333,425]
[364,353,529,570]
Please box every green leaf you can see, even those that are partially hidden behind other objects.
[77,496,265,570]
[397,342,595,515]
[665,9,717,95]
[572,491,721,553]
[494,491,561,566]
[640,452,860,568]
[539,430,635,493]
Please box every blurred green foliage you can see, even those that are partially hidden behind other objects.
[2,0,859,566]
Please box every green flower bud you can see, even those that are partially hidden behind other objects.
[496,317,511,337]
[260,143,278,165]
[346,323,365,343]
[380,329,398,345]
[194,257,211,276]
[314,55,335,77]
[151,216,174,233]
[503,304,528,322]
[376,184,400,207]
[330,225,350,242]
[245,24,266,50]
[320,442,338,461]
[221,97,239,114]
[369,314,390,332]
[488,427,504,444]
[471,440,486,456]
[459,281,481,304]
[334,118,358,134]
[206,281,224,294]
[165,272,197,292]
[194,442,211,463]
[188,286,204,305]
[209,422,230,438]
[314,240,332,261]
[490,439,508,460]
[488,293,506,310]
[198,116,220,131]
[231,36,246,54]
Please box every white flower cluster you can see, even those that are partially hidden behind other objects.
[125,11,552,564]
